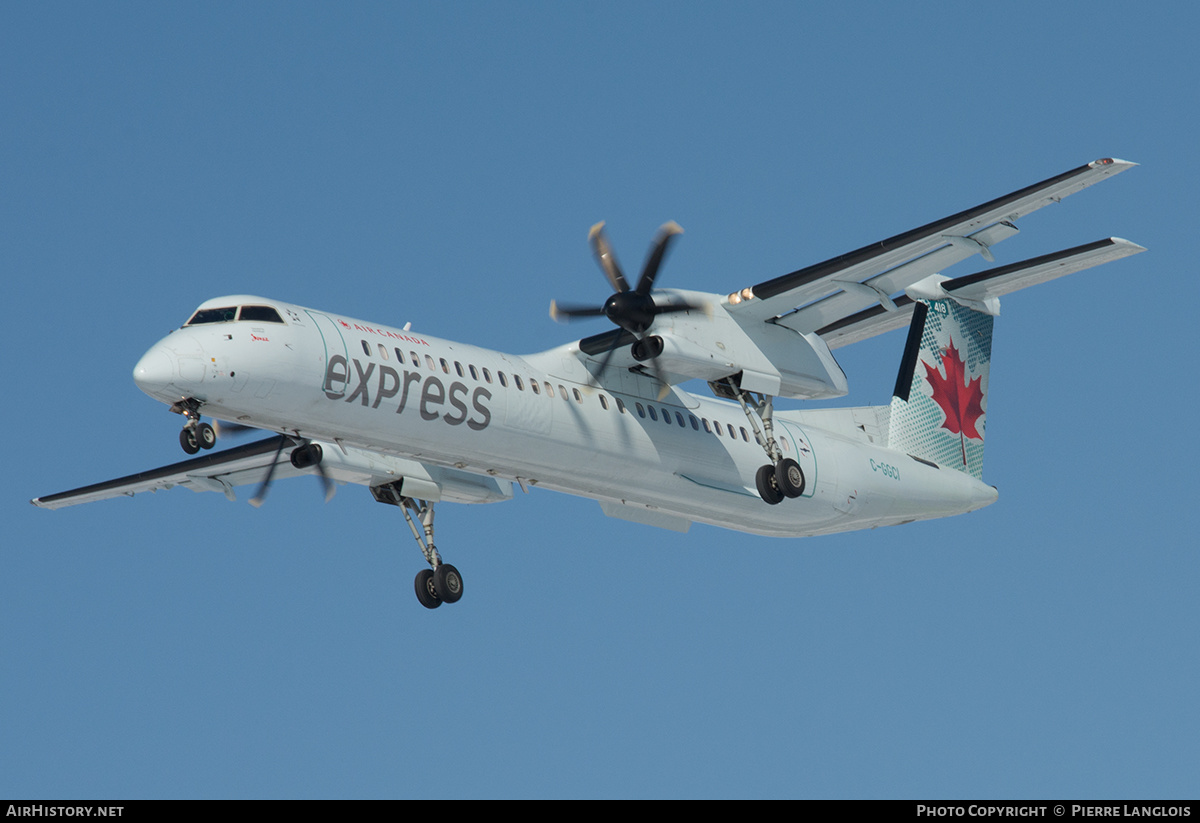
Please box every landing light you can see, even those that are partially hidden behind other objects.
[728,287,754,304]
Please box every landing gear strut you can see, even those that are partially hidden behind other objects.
[172,398,215,455]
[724,378,806,506]
[372,482,464,609]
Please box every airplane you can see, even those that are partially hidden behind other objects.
[32,158,1144,609]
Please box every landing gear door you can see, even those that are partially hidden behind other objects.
[305,310,349,398]
[777,421,818,499]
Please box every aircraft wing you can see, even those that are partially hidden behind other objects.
[725,158,1141,345]
[31,436,307,509]
[32,435,515,510]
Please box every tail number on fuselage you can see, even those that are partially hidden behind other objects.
[324,355,491,431]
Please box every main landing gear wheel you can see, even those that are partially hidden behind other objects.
[372,486,467,610]
[434,564,463,603]
[775,458,805,498]
[756,464,784,505]
[415,569,442,609]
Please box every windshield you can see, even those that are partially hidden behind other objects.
[184,305,285,326]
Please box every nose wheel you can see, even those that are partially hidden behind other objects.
[172,397,216,454]
[179,421,215,454]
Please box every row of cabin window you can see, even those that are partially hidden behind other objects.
[633,402,752,442]
[361,341,587,400]
[360,340,750,442]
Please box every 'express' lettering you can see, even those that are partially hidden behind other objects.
[324,356,491,431]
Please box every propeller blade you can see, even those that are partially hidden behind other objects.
[549,300,606,323]
[249,436,288,508]
[651,300,706,316]
[649,357,673,401]
[588,222,630,293]
[214,420,258,439]
[592,331,625,381]
[635,221,683,295]
[313,456,336,503]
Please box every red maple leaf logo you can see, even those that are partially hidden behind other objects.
[922,336,985,466]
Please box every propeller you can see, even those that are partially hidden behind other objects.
[551,221,702,397]
[248,434,335,508]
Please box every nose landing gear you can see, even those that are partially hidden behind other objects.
[172,398,216,455]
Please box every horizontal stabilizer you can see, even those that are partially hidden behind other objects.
[942,237,1145,300]
[816,237,1145,349]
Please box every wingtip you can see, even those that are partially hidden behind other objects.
[1109,236,1148,253]
[1091,157,1138,170]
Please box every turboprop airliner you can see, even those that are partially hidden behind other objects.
[33,158,1144,609]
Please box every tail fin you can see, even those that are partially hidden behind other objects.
[888,298,993,478]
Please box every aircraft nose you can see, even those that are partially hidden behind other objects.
[133,347,177,398]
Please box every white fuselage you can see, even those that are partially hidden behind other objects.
[132,296,997,537]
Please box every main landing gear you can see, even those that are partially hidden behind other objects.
[722,379,806,506]
[372,482,464,610]
[172,397,216,455]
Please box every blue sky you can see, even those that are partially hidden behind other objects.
[3,1,1197,799]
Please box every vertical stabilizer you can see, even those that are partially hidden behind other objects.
[889,299,993,478]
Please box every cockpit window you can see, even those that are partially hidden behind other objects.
[185,305,286,326]
[186,307,238,325]
[238,305,284,323]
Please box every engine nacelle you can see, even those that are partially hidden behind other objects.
[650,289,849,400]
